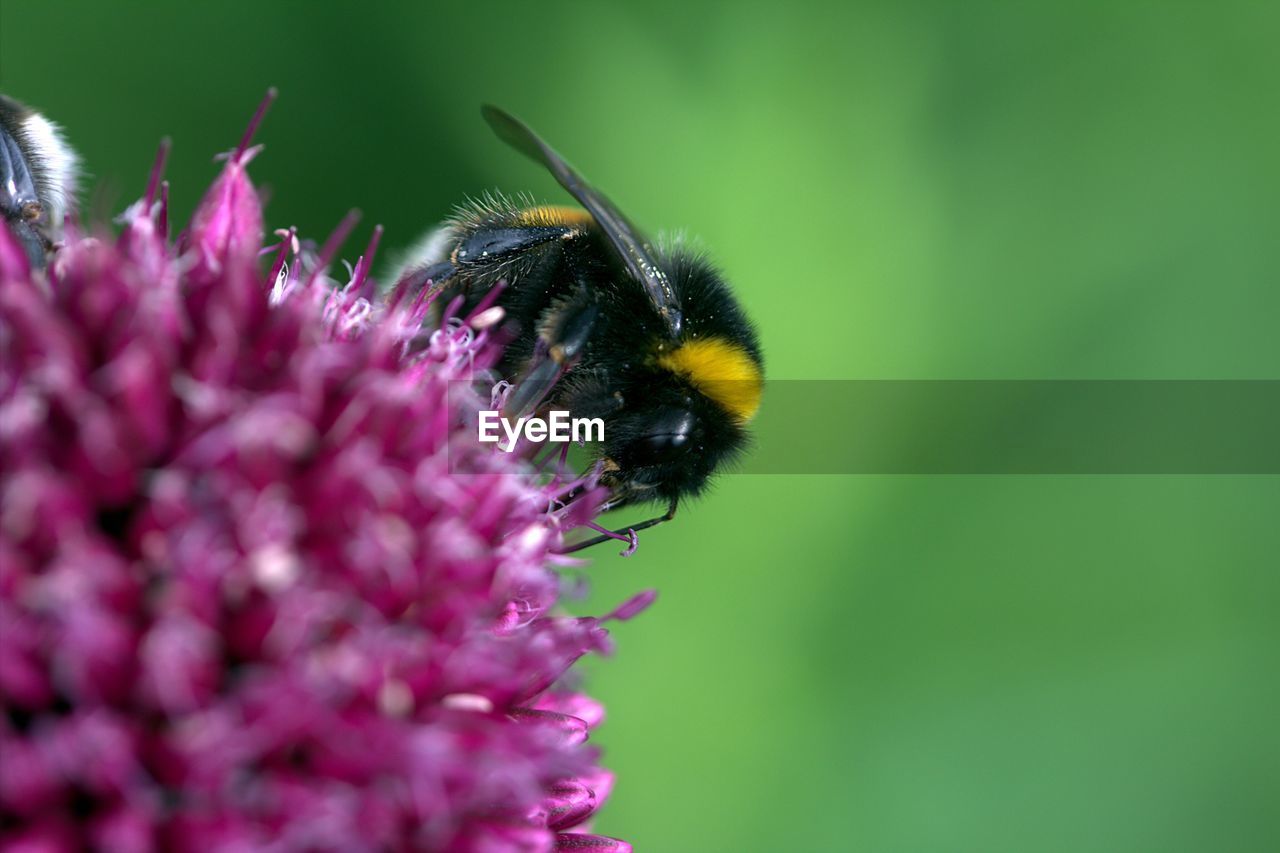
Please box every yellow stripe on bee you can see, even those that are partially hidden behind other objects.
[515,205,595,228]
[658,338,763,424]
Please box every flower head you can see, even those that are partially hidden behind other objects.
[0,92,651,851]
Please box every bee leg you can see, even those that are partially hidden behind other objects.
[503,290,599,418]
[562,497,679,556]
[390,260,456,308]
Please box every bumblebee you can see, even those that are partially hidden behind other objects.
[0,94,80,270]
[395,106,763,552]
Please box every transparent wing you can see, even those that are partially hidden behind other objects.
[482,105,682,337]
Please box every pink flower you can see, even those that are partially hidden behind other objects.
[0,92,652,852]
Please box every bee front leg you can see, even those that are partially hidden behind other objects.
[389,260,456,309]
[562,497,679,556]
[503,287,599,418]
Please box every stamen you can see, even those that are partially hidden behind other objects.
[468,306,505,330]
[265,226,296,292]
[157,182,170,239]
[533,441,565,473]
[439,293,465,326]
[582,522,639,557]
[552,442,572,485]
[350,224,383,294]
[388,268,426,310]
[605,589,657,621]
[490,380,513,411]
[235,87,278,163]
[464,280,508,322]
[304,209,361,289]
[145,138,171,209]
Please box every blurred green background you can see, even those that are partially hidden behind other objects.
[3,1,1277,850]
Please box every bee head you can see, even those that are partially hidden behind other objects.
[555,250,764,509]
[593,362,755,506]
[0,95,81,269]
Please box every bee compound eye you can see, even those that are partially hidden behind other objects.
[630,431,690,466]
[626,408,698,466]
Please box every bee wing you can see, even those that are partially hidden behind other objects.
[481,105,683,337]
